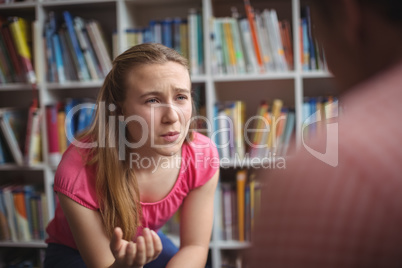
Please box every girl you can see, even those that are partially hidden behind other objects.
[44,43,220,268]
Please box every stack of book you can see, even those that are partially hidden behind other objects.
[210,7,293,75]
[213,99,295,161]
[0,107,42,167]
[117,9,204,76]
[216,170,261,242]
[44,11,112,83]
[45,98,95,167]
[300,5,327,71]
[0,184,49,242]
[0,16,36,85]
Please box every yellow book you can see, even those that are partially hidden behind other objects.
[236,170,247,241]
[180,23,189,61]
[57,110,67,154]
[267,99,283,152]
[223,20,236,72]
[9,17,36,84]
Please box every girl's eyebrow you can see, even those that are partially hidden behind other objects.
[140,88,190,98]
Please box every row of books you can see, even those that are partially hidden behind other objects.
[302,96,338,141]
[216,170,261,242]
[46,98,95,167]
[300,6,327,71]
[210,8,293,75]
[213,99,295,161]
[0,107,42,166]
[44,11,112,83]
[0,16,36,85]
[0,184,49,242]
[116,8,204,76]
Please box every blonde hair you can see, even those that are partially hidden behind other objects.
[80,43,195,240]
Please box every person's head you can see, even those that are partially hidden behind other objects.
[99,42,194,156]
[309,0,402,91]
[82,43,195,240]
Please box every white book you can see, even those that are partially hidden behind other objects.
[255,13,274,71]
[229,18,246,74]
[188,9,199,75]
[239,19,258,73]
[269,10,288,71]
[74,17,99,80]
[0,111,23,166]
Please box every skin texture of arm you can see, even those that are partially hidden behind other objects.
[166,169,219,268]
[58,193,162,268]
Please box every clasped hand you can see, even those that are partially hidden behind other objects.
[110,227,162,267]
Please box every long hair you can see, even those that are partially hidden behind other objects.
[79,43,195,240]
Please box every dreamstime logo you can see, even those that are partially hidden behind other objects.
[302,101,339,167]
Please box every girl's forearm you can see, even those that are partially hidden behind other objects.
[166,245,209,268]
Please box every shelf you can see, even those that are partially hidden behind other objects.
[0,163,46,171]
[191,75,207,83]
[46,81,104,90]
[0,83,35,91]
[42,0,116,7]
[302,71,333,79]
[0,2,36,9]
[124,0,197,5]
[211,240,251,250]
[0,240,47,248]
[212,72,296,82]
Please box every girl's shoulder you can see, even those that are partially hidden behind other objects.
[181,132,219,189]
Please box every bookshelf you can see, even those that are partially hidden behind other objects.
[0,0,336,266]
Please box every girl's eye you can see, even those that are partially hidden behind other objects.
[177,95,188,101]
[146,98,159,104]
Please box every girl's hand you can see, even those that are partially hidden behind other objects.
[110,227,162,268]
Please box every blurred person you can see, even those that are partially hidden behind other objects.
[249,0,402,267]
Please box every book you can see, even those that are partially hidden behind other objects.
[0,108,26,166]
[8,17,36,85]
[46,104,61,167]
[13,188,31,241]
[0,21,24,82]
[86,20,112,77]
[62,11,91,81]
[236,170,247,241]
[244,0,264,72]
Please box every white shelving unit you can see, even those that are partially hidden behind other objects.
[0,0,335,266]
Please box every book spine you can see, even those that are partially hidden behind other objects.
[8,17,36,84]
[62,11,91,81]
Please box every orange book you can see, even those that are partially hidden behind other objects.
[244,0,264,72]
[13,190,31,241]
[237,170,247,241]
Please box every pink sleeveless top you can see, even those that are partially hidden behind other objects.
[45,132,219,249]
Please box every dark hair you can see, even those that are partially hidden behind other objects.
[311,0,402,24]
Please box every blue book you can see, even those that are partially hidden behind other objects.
[162,19,173,48]
[23,185,35,239]
[304,6,316,70]
[62,11,91,81]
[64,98,79,145]
[301,18,310,71]
[45,23,56,83]
[142,27,152,43]
[172,18,182,52]
[52,34,66,83]
[197,12,204,73]
[0,132,6,164]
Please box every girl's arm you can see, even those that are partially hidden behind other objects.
[166,169,219,268]
[58,193,162,268]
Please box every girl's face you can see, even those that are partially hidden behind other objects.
[122,62,192,157]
